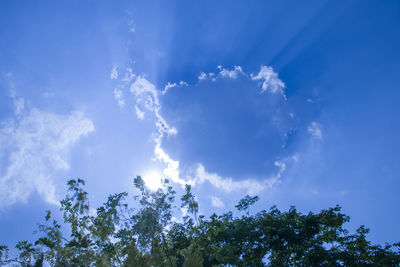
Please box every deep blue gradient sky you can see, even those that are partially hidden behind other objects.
[1,0,400,249]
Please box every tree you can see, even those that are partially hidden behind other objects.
[1,177,399,266]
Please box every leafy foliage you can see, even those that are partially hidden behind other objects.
[1,176,399,266]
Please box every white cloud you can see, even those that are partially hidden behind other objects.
[308,121,322,139]
[198,72,207,80]
[110,65,119,80]
[162,81,188,95]
[152,144,285,195]
[179,80,189,86]
[130,76,177,136]
[211,196,224,208]
[218,65,244,79]
[124,67,289,193]
[154,143,186,186]
[163,82,177,92]
[128,76,184,189]
[188,164,281,195]
[135,105,145,120]
[0,103,94,209]
[198,66,244,81]
[251,65,286,97]
[129,76,184,187]
[198,72,216,81]
[129,76,272,193]
[130,76,159,111]
[113,88,125,109]
[192,164,264,194]
[162,82,177,96]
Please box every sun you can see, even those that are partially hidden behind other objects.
[142,171,163,191]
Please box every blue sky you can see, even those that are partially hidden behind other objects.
[1,0,400,248]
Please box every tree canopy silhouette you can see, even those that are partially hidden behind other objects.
[1,176,399,266]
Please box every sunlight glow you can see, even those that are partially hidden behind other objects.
[143,171,163,191]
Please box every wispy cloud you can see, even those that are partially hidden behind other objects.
[0,99,94,209]
[122,67,135,83]
[128,20,136,33]
[190,164,267,194]
[251,65,286,98]
[198,72,208,80]
[13,97,24,115]
[198,72,216,81]
[163,82,177,92]
[308,121,322,139]
[135,105,145,120]
[162,81,188,95]
[196,65,286,100]
[187,161,286,195]
[130,76,159,111]
[113,65,293,193]
[125,10,136,33]
[127,76,184,188]
[196,65,285,96]
[218,65,244,79]
[110,65,119,80]
[198,66,245,82]
[113,88,125,109]
[128,75,275,193]
[211,196,224,208]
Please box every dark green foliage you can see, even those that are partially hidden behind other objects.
[235,195,259,215]
[1,176,399,266]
